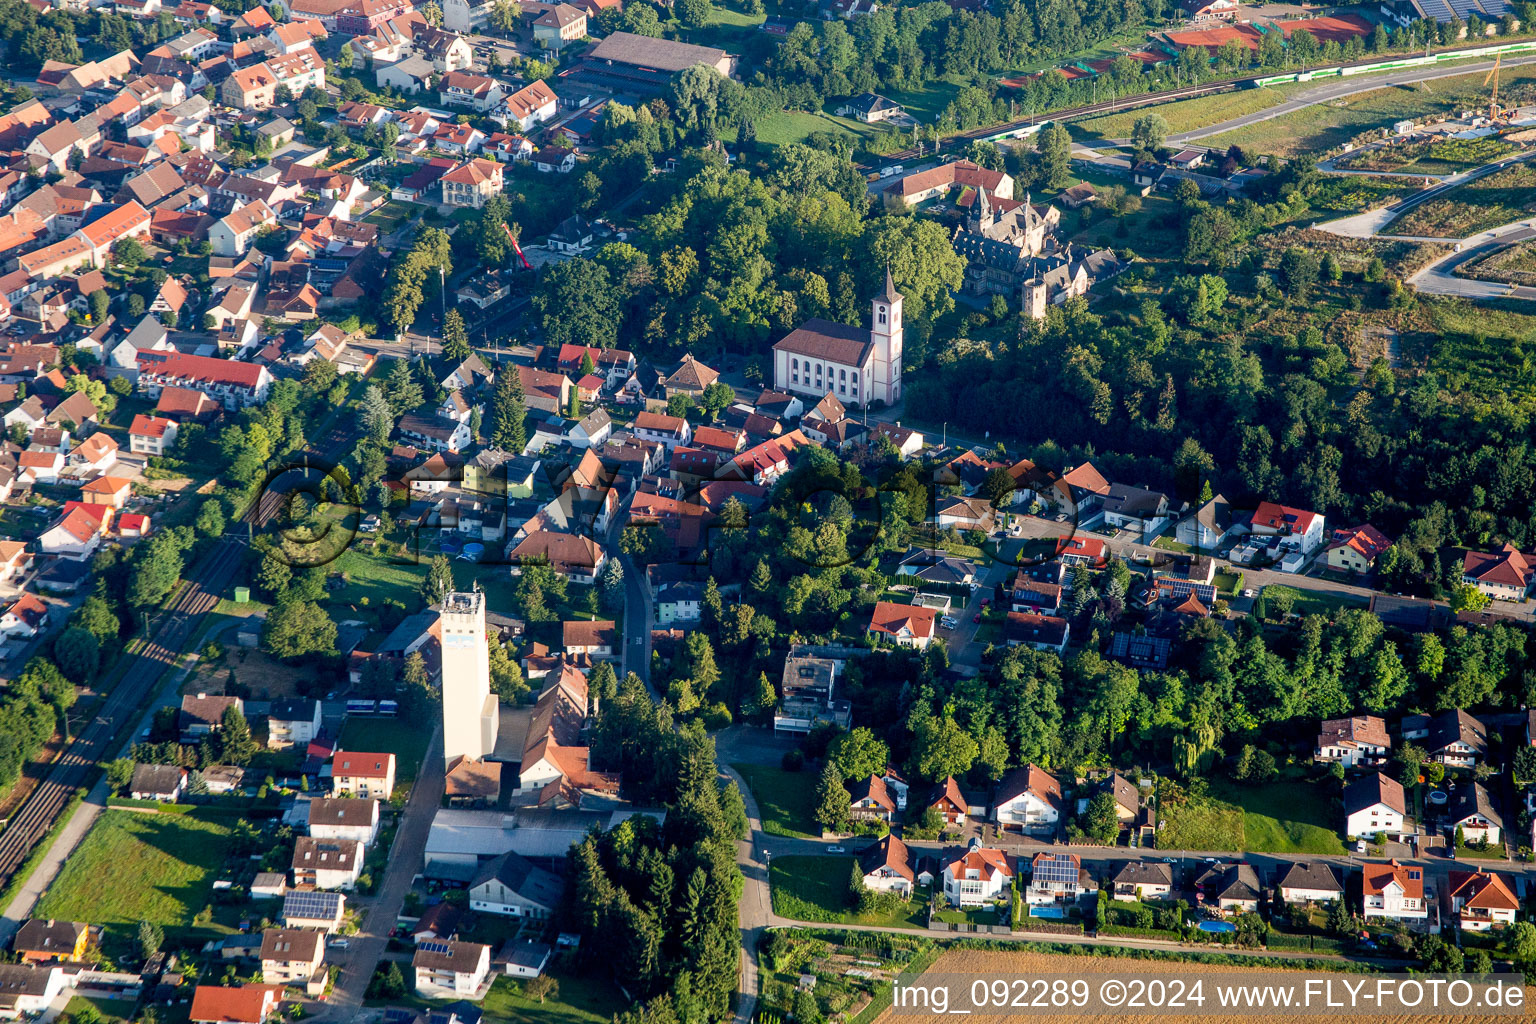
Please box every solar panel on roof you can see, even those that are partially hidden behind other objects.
[283,890,340,917]
[1416,0,1455,19]
[1034,855,1078,885]
[1446,0,1480,18]
[1477,0,1510,15]
[418,940,455,955]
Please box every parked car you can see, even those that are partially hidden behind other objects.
[972,613,981,624]
[826,845,845,854]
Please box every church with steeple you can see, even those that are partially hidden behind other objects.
[772,271,903,408]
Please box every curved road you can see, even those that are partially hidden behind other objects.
[1316,150,1536,238]
[1101,53,1536,147]
[1408,219,1536,298]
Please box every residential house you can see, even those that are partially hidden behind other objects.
[773,649,852,735]
[925,776,968,826]
[992,764,1062,835]
[632,411,692,450]
[1194,862,1261,915]
[130,762,187,801]
[932,495,994,532]
[0,592,49,639]
[80,475,131,508]
[847,774,896,822]
[505,531,605,584]
[128,413,178,455]
[1447,869,1518,931]
[439,71,504,112]
[1247,500,1326,556]
[501,80,557,132]
[281,890,345,932]
[1362,859,1428,922]
[562,619,616,660]
[12,920,87,963]
[259,929,325,992]
[1314,715,1389,768]
[1326,524,1391,574]
[1100,773,1155,841]
[413,941,491,1000]
[330,751,397,798]
[38,507,103,560]
[136,351,273,410]
[1277,862,1343,904]
[1404,707,1487,767]
[208,199,275,256]
[267,698,322,749]
[867,601,936,650]
[467,851,565,918]
[1462,543,1535,602]
[1100,483,1173,537]
[1343,772,1406,839]
[858,834,916,897]
[1110,860,1173,902]
[944,841,1014,906]
[307,797,381,846]
[1002,611,1069,653]
[1448,782,1502,846]
[439,158,503,209]
[188,985,285,1024]
[1026,851,1085,905]
[532,2,585,48]
[179,692,243,741]
[291,836,364,890]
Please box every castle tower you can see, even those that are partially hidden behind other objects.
[870,268,903,406]
[440,590,498,764]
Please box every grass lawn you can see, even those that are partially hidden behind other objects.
[769,855,927,928]
[755,110,865,147]
[1385,161,1536,238]
[1158,801,1244,852]
[339,716,432,790]
[1288,586,1369,618]
[733,763,819,838]
[35,810,234,958]
[1153,536,1192,553]
[1455,842,1509,860]
[1204,64,1536,158]
[1207,778,1346,855]
[65,997,138,1022]
[1214,569,1242,596]
[477,970,628,1024]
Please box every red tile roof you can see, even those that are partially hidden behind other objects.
[868,600,936,641]
[332,751,394,778]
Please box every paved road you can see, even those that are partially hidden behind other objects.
[317,728,444,1022]
[1103,55,1536,147]
[1407,220,1536,300]
[1315,150,1536,238]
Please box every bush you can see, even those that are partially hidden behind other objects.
[1097,924,1181,941]
[781,749,805,772]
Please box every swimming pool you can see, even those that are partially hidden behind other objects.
[1197,920,1236,933]
[1030,905,1068,919]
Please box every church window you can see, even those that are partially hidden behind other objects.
[850,373,858,387]
[839,368,846,380]
[878,307,886,325]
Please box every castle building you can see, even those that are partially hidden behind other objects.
[440,590,498,765]
[772,271,903,408]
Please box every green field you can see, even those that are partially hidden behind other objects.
[64,997,138,1022]
[477,969,627,1024]
[1208,778,1347,855]
[339,716,433,790]
[1070,85,1300,140]
[756,110,869,147]
[1385,160,1536,238]
[733,763,819,838]
[35,810,235,956]
[769,855,928,928]
[1204,65,1536,157]
[1158,801,1244,852]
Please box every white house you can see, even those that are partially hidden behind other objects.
[412,940,491,1000]
[291,837,363,890]
[267,698,322,749]
[1110,860,1173,902]
[857,834,915,897]
[1343,772,1406,839]
[1276,862,1343,904]
[1448,869,1518,931]
[1314,715,1389,768]
[1362,859,1428,922]
[1247,500,1325,555]
[307,797,380,846]
[991,764,1061,835]
[1026,851,1085,906]
[1448,782,1502,846]
[944,841,1014,906]
[467,851,565,919]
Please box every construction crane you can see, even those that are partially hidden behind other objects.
[502,221,533,271]
[1485,53,1505,123]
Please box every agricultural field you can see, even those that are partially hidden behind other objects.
[1202,65,1536,158]
[1461,238,1536,285]
[34,810,235,957]
[871,949,1530,1023]
[1385,161,1536,237]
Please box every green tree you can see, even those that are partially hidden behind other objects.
[1081,791,1121,844]
[196,499,226,538]
[386,357,424,414]
[441,308,471,362]
[215,703,257,765]
[53,626,99,682]
[1449,584,1490,614]
[263,600,338,659]
[88,289,109,324]
[138,920,164,963]
[864,219,967,325]
[114,237,146,272]
[1130,113,1168,154]
[1033,122,1073,189]
[420,554,455,607]
[489,364,527,452]
[105,758,134,794]
[910,713,979,781]
[827,727,889,780]
[533,258,621,348]
[813,760,849,832]
[128,533,185,609]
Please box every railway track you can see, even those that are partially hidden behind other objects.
[0,483,295,894]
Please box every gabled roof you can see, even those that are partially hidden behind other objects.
[1343,771,1405,817]
[1316,715,1389,751]
[1448,868,1518,912]
[1423,707,1487,756]
[858,833,914,882]
[1277,861,1342,894]
[867,600,935,640]
[847,773,896,813]
[1463,543,1534,590]
[1362,859,1423,900]
[333,751,394,778]
[995,763,1061,810]
[1449,781,1502,829]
